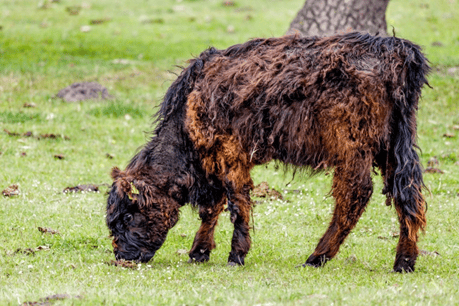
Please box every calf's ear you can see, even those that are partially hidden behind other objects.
[110,167,137,201]
[111,167,122,180]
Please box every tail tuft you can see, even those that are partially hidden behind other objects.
[388,38,430,240]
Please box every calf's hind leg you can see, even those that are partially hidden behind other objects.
[377,149,426,272]
[305,159,373,267]
[393,208,422,273]
[189,197,226,263]
[392,185,426,272]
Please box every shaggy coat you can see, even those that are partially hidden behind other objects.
[106,32,429,272]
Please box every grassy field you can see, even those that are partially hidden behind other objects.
[1,0,459,305]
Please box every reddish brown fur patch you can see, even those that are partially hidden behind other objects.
[186,92,254,192]
[395,193,426,242]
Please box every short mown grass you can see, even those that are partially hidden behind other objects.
[1,0,459,305]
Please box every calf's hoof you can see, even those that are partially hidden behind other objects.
[304,254,329,268]
[227,253,245,266]
[393,256,416,273]
[188,250,210,263]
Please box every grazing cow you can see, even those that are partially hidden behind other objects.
[106,32,429,272]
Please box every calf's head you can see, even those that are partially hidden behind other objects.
[106,168,180,263]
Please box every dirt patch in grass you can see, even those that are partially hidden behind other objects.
[56,82,113,102]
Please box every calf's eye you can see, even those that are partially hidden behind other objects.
[124,214,133,223]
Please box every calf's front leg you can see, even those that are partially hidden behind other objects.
[189,197,226,263]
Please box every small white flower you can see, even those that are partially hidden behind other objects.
[80,25,91,33]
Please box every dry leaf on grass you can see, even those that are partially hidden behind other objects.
[2,184,20,197]
[4,129,70,140]
[108,259,138,269]
[63,184,101,193]
[252,181,284,200]
[90,18,111,25]
[419,250,440,256]
[22,294,79,306]
[13,245,50,256]
[38,227,59,235]
[66,6,81,15]
[54,154,65,160]
[4,129,32,137]
[424,167,444,174]
[23,102,36,108]
[39,134,70,140]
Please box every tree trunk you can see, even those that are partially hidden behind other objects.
[287,0,389,37]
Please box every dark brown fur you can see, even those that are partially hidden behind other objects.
[106,32,429,272]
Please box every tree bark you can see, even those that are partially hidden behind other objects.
[287,0,390,37]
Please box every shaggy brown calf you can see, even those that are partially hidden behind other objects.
[106,32,429,272]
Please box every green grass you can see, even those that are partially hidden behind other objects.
[1,0,459,305]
